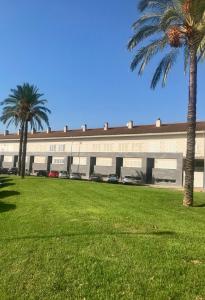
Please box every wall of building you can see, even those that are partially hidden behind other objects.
[0,131,204,188]
[0,132,204,158]
[194,172,204,188]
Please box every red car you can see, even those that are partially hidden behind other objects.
[48,171,59,178]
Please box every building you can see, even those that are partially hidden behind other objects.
[0,119,204,188]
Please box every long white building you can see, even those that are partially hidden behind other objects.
[0,119,204,188]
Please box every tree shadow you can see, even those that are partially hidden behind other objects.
[0,176,13,182]
[194,204,205,208]
[0,190,20,200]
[0,176,18,212]
[0,230,176,241]
[0,201,16,213]
[0,182,15,188]
[0,176,15,188]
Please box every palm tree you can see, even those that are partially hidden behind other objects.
[1,83,51,178]
[128,0,205,207]
[0,97,24,175]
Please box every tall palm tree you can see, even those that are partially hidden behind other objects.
[0,97,24,175]
[1,83,51,178]
[128,0,205,207]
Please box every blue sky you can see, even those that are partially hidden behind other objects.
[0,0,204,132]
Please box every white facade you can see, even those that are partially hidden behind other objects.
[0,133,204,158]
[0,121,204,188]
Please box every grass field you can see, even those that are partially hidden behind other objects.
[0,176,205,300]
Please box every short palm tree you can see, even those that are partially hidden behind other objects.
[0,83,51,178]
[128,0,205,207]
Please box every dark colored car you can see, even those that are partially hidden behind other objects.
[35,170,48,177]
[0,167,9,174]
[90,174,103,182]
[48,171,59,178]
[7,167,18,175]
[69,173,81,180]
[107,174,118,183]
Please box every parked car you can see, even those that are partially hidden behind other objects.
[34,170,48,177]
[69,173,81,180]
[59,171,69,179]
[48,171,59,178]
[0,167,9,174]
[122,176,142,185]
[7,167,18,175]
[90,174,102,182]
[107,174,119,183]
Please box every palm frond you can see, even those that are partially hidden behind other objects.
[0,83,51,131]
[130,36,167,73]
[189,0,205,24]
[138,0,174,13]
[151,49,179,88]
[128,25,160,50]
[160,7,184,31]
[132,14,161,30]
[197,34,205,61]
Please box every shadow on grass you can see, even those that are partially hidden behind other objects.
[0,182,16,188]
[0,176,16,188]
[0,176,13,182]
[0,190,20,200]
[0,230,176,241]
[194,204,205,208]
[0,176,19,212]
[0,201,16,213]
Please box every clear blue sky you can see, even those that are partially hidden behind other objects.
[0,0,204,132]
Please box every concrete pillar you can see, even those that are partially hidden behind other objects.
[142,156,148,183]
[112,157,117,172]
[176,155,183,187]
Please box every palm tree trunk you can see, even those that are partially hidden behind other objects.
[21,120,28,179]
[17,122,24,176]
[183,46,197,207]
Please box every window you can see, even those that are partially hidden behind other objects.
[184,159,205,172]
[73,157,87,166]
[123,158,142,168]
[49,144,65,152]
[155,159,177,170]
[53,158,64,164]
[195,159,204,172]
[96,157,112,167]
[34,156,46,163]
[50,145,56,152]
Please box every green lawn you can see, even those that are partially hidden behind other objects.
[0,176,205,300]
